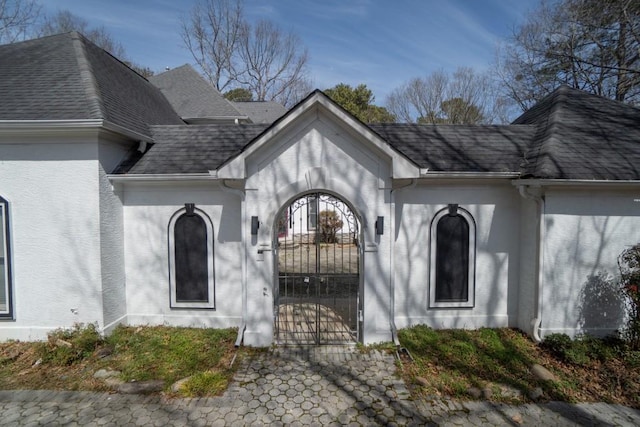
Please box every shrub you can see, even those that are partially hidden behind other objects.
[618,244,640,349]
[542,333,623,366]
[37,323,103,366]
[318,210,343,243]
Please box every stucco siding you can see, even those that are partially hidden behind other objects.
[0,140,104,340]
[243,111,393,344]
[122,182,243,328]
[541,188,640,337]
[393,181,521,330]
[516,196,539,335]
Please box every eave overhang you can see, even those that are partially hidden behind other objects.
[0,119,153,143]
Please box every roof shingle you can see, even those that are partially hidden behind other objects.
[0,32,183,137]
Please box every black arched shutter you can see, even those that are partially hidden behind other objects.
[174,213,208,302]
[435,214,469,302]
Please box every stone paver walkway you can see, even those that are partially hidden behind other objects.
[0,345,639,426]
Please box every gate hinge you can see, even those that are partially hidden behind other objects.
[358,310,364,322]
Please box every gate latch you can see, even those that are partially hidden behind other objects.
[358,310,364,322]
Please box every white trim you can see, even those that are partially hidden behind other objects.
[217,92,420,179]
[429,206,476,309]
[421,171,521,179]
[0,119,152,142]
[167,206,215,309]
[108,173,216,182]
[512,179,640,188]
[0,197,12,318]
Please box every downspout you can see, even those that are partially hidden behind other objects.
[518,184,544,343]
[389,179,417,350]
[217,178,247,346]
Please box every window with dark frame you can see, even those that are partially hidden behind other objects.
[0,196,12,319]
[435,213,469,302]
[429,204,476,308]
[174,213,208,303]
[168,204,215,309]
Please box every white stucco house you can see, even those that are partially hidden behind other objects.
[1,32,639,346]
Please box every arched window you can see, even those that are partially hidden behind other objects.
[0,196,13,319]
[429,204,476,308]
[168,204,215,309]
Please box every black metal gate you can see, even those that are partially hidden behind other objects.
[274,193,360,345]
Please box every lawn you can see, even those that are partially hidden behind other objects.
[397,326,640,408]
[0,324,246,397]
[0,323,638,407]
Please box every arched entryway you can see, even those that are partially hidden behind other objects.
[274,192,361,345]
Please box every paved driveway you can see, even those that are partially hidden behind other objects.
[1,346,639,426]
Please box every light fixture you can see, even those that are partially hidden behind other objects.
[251,216,260,235]
[375,216,384,235]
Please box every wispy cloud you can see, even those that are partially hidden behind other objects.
[42,0,539,97]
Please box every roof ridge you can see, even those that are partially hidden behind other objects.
[70,31,105,120]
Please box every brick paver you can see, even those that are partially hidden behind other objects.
[0,346,639,425]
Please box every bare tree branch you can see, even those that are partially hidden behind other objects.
[181,0,310,107]
[39,10,126,58]
[180,0,243,91]
[385,68,508,124]
[496,0,640,110]
[0,0,40,43]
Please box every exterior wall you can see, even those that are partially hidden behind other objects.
[243,109,393,345]
[98,139,129,331]
[0,139,104,340]
[540,188,640,338]
[121,181,243,329]
[393,181,522,330]
[517,195,540,335]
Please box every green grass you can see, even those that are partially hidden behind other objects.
[398,326,640,407]
[105,325,237,387]
[399,326,540,401]
[0,324,241,397]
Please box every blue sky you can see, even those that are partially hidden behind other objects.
[42,0,540,102]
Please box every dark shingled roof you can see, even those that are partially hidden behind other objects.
[2,34,640,181]
[124,124,268,174]
[513,85,640,180]
[369,124,536,173]
[0,32,183,136]
[231,101,287,124]
[149,65,245,121]
[118,87,640,178]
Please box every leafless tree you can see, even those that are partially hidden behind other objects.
[39,10,126,58]
[236,19,310,106]
[496,0,640,111]
[39,9,155,77]
[0,0,40,43]
[181,0,243,93]
[386,67,508,124]
[181,0,311,107]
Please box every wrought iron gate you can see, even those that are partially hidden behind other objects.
[274,193,360,345]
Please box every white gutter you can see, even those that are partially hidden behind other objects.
[185,116,250,124]
[516,179,640,187]
[0,119,103,127]
[517,184,544,343]
[420,170,521,179]
[101,120,154,143]
[108,173,216,182]
[0,119,153,143]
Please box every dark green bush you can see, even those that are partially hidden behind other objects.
[37,323,103,366]
[542,333,624,366]
[541,333,573,358]
[619,244,640,349]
